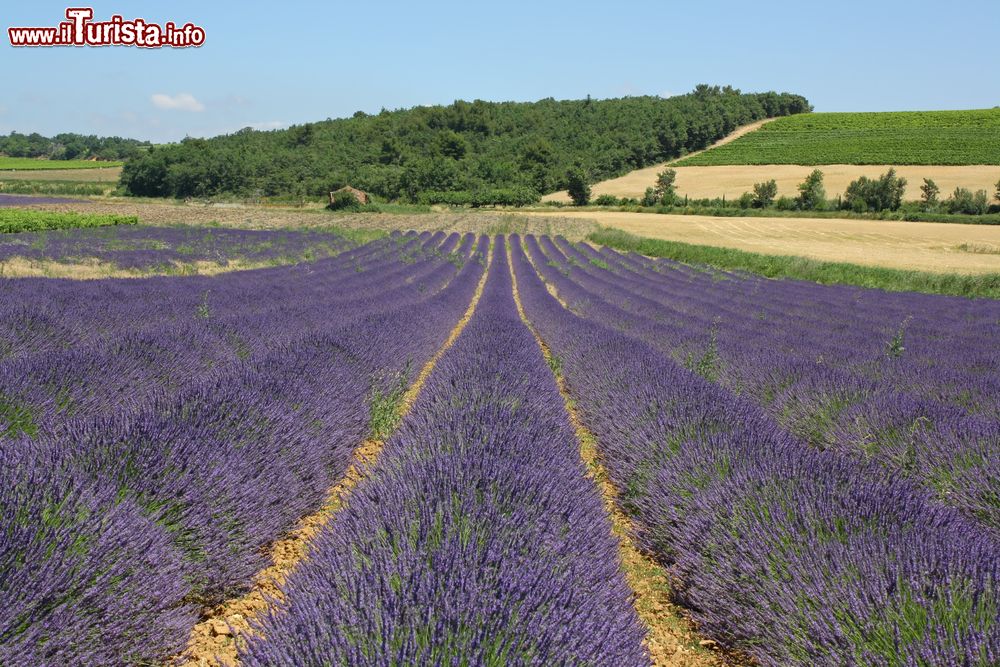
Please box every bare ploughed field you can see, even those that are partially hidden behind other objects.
[29,197,601,238]
[528,210,1000,274]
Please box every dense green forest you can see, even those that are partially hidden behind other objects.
[120,86,810,201]
[0,132,150,161]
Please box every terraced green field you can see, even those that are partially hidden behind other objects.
[0,157,124,170]
[675,109,1000,166]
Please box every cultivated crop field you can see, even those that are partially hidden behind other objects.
[0,225,375,278]
[0,158,124,171]
[1,231,998,666]
[0,166,123,182]
[674,109,1000,166]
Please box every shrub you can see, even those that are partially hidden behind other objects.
[774,195,796,211]
[566,169,591,206]
[796,169,826,210]
[737,192,754,209]
[417,190,472,206]
[921,178,940,209]
[327,191,361,211]
[842,169,907,212]
[751,179,778,208]
[594,194,620,206]
[946,188,990,215]
[470,187,540,208]
[654,168,678,205]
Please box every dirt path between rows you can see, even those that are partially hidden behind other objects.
[508,239,749,667]
[173,243,494,667]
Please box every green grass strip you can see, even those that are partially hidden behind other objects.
[0,158,123,170]
[0,209,138,234]
[587,227,1000,300]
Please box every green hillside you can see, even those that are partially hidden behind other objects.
[120,86,809,201]
[674,109,1000,166]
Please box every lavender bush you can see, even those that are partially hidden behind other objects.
[510,235,999,666]
[0,224,360,270]
[530,235,1000,534]
[1,232,488,664]
[242,238,647,666]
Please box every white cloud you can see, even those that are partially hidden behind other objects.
[248,120,285,131]
[151,93,205,112]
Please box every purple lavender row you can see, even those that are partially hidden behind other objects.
[577,238,1000,419]
[0,230,414,361]
[0,232,462,438]
[0,194,86,206]
[0,236,489,665]
[0,229,381,360]
[0,234,438,663]
[509,235,998,666]
[579,238,1000,423]
[0,229,468,366]
[240,238,647,666]
[0,225,358,270]
[0,234,486,664]
[535,236,1000,533]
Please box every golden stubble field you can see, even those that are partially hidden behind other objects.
[543,164,1000,203]
[527,210,1000,274]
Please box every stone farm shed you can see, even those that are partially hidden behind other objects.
[329,185,370,205]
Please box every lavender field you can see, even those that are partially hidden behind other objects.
[1,232,997,666]
[0,225,365,273]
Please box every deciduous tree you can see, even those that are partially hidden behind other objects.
[751,179,777,208]
[920,178,940,208]
[566,169,591,206]
[796,169,826,210]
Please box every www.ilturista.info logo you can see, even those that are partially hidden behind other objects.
[8,8,205,48]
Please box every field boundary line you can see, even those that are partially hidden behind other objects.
[507,238,734,667]
[175,240,495,667]
[665,117,774,166]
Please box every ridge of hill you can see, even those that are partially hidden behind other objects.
[119,86,810,201]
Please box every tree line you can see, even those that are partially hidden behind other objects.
[575,168,1000,217]
[0,132,150,161]
[119,86,810,200]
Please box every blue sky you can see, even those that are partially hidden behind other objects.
[2,0,998,143]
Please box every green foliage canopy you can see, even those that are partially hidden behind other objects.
[120,86,809,201]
